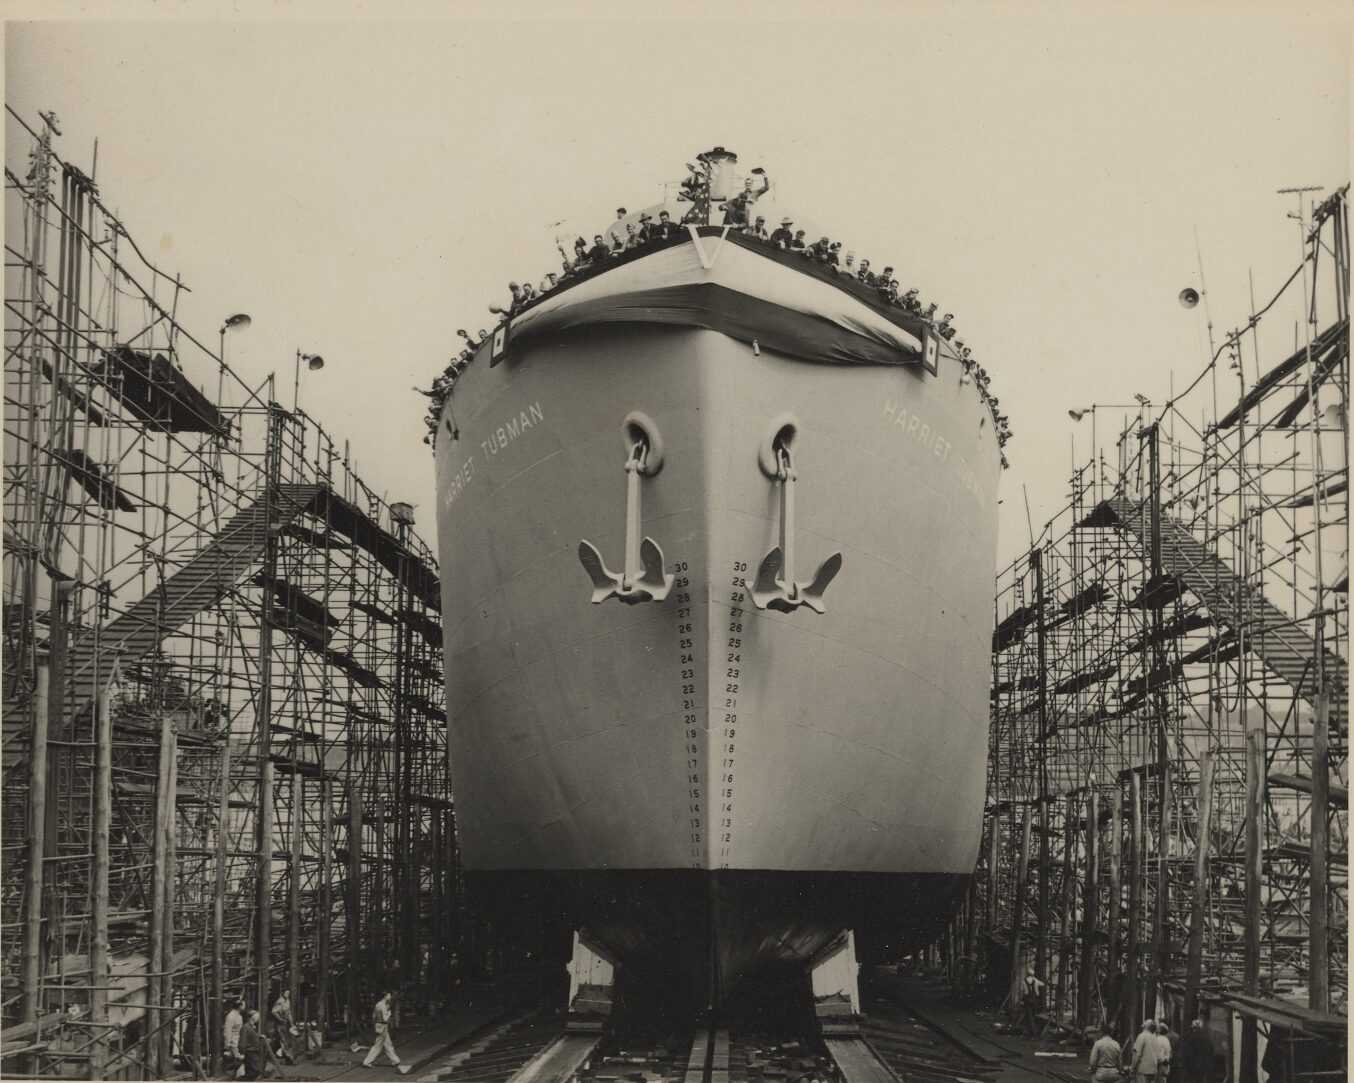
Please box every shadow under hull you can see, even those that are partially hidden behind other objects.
[467,868,969,1009]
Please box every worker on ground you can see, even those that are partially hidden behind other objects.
[1154,1019,1173,1083]
[362,990,411,1074]
[223,997,244,1068]
[239,1009,268,1081]
[270,988,298,1064]
[1088,1028,1123,1083]
[1020,974,1042,1037]
[1180,1019,1213,1083]
[1132,1020,1160,1083]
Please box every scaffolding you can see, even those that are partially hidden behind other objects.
[2,108,457,1078]
[955,188,1348,1074]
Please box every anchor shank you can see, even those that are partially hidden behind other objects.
[623,458,642,589]
[781,458,796,592]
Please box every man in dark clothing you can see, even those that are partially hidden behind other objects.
[790,229,807,250]
[239,1010,267,1081]
[1179,1020,1214,1083]
[770,217,794,248]
[857,258,877,286]
[587,235,611,265]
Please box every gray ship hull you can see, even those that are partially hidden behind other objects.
[435,248,1001,995]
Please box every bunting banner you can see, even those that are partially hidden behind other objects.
[494,236,930,369]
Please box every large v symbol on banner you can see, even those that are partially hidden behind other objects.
[687,225,732,270]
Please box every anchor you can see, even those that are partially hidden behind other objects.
[578,411,674,605]
[750,418,842,614]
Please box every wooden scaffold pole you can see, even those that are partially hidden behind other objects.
[89,672,115,1080]
[1184,751,1213,1022]
[1240,723,1264,1083]
[1077,788,1099,1028]
[1125,771,1143,1034]
[318,777,333,1032]
[1008,805,1034,1010]
[21,648,51,1031]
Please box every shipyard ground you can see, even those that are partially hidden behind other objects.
[200,967,1073,1083]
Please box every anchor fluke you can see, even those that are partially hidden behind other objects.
[750,546,786,610]
[800,551,843,614]
[578,540,625,604]
[638,537,675,598]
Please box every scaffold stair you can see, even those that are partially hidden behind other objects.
[1097,496,1347,736]
[3,483,324,773]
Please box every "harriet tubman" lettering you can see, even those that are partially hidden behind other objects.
[481,401,545,458]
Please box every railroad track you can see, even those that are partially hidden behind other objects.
[420,1000,998,1083]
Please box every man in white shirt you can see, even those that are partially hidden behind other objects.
[223,999,244,1064]
[1132,1020,1160,1083]
[362,990,411,1074]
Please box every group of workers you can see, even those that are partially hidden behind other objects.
[417,174,1009,464]
[220,988,409,1079]
[1089,1018,1218,1083]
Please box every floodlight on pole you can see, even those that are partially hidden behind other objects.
[217,313,252,400]
[293,351,326,412]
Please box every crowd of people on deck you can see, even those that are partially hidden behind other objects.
[418,159,1010,465]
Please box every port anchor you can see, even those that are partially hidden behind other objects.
[751,419,842,614]
[578,412,675,605]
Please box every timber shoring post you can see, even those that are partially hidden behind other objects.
[160,718,179,1074]
[1240,724,1264,1083]
[1056,794,1074,1024]
[288,769,302,1013]
[1107,794,1121,1010]
[345,782,364,1038]
[256,405,284,1016]
[21,650,51,1037]
[1185,751,1214,1022]
[1310,684,1330,1013]
[1151,759,1171,1016]
[374,798,386,973]
[211,735,233,1077]
[1078,789,1099,1028]
[1126,771,1143,1035]
[1008,805,1034,1010]
[1033,548,1050,993]
[318,777,332,1034]
[148,710,175,1078]
[90,676,113,1080]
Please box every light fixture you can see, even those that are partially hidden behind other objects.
[1068,408,1089,422]
[390,501,416,526]
[221,312,252,333]
[293,350,328,411]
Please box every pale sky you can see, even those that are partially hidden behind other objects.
[5,2,1349,568]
